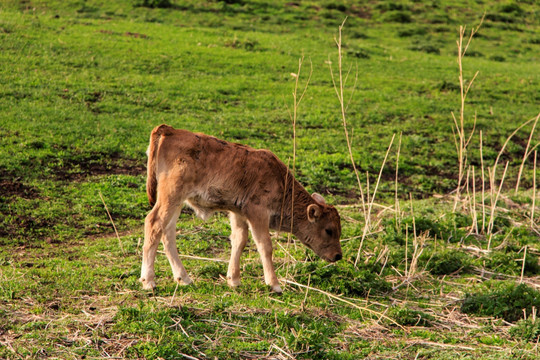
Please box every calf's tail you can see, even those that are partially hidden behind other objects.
[146,124,174,207]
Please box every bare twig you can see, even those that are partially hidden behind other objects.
[515,112,540,194]
[520,245,527,284]
[480,131,486,232]
[98,190,125,255]
[285,55,313,236]
[354,134,396,266]
[487,161,509,249]
[328,17,367,220]
[395,132,403,230]
[453,16,484,210]
[532,151,537,227]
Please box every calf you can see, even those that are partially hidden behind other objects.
[140,124,342,293]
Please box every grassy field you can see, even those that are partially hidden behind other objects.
[1,0,539,358]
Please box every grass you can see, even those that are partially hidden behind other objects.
[1,0,539,358]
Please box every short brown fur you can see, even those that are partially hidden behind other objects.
[140,124,342,293]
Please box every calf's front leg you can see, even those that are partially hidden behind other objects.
[248,217,282,293]
[227,212,249,287]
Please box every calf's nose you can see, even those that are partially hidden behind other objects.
[333,253,342,262]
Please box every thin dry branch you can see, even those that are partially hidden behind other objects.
[285,55,313,235]
[98,190,125,255]
[487,161,509,248]
[328,17,367,220]
[515,112,540,194]
[492,116,537,177]
[354,134,396,267]
[453,16,484,210]
[532,151,537,227]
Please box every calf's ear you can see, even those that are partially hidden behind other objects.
[307,204,322,223]
[312,193,326,204]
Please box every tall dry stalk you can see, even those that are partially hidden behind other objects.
[476,115,538,246]
[452,16,484,211]
[471,165,478,234]
[487,161,509,250]
[98,190,125,255]
[354,134,395,267]
[480,131,486,232]
[532,150,537,228]
[515,113,540,194]
[284,56,312,201]
[520,245,528,284]
[395,132,403,230]
[328,17,367,221]
[281,56,312,269]
[404,193,420,278]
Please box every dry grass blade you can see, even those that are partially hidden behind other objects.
[480,130,486,232]
[520,246,528,284]
[532,150,537,227]
[282,279,407,331]
[492,116,537,177]
[180,353,201,360]
[515,112,540,194]
[98,190,125,255]
[354,134,395,267]
[285,55,313,234]
[156,252,228,263]
[281,57,312,271]
[453,16,483,210]
[269,343,296,360]
[328,17,367,220]
[395,132,403,229]
[487,161,509,248]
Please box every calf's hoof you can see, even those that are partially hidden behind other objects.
[140,278,156,290]
[271,284,283,294]
[227,276,241,287]
[175,276,193,286]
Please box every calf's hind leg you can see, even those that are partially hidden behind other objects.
[140,198,185,290]
[162,208,192,286]
[227,212,249,287]
[140,206,164,290]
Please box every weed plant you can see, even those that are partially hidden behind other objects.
[461,282,540,323]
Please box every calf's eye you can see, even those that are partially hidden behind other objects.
[325,229,333,236]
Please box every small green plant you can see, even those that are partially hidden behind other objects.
[408,43,441,55]
[397,27,427,37]
[388,306,434,327]
[461,282,540,323]
[380,11,412,23]
[224,36,259,50]
[133,0,172,8]
[510,315,540,342]
[485,250,540,276]
[293,262,391,297]
[422,250,471,275]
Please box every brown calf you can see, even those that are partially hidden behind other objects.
[140,124,342,293]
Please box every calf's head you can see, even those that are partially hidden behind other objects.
[298,193,342,262]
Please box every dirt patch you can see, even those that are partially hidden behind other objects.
[348,5,371,19]
[0,213,57,244]
[0,178,40,199]
[49,152,146,181]
[0,153,145,244]
[98,29,149,39]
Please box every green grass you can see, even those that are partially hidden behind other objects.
[1,0,539,358]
